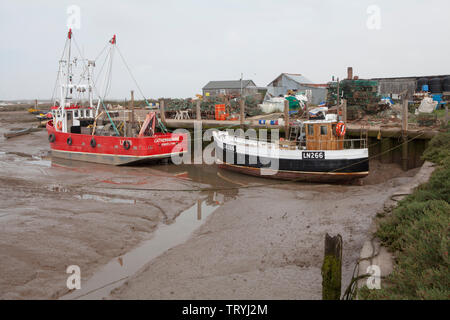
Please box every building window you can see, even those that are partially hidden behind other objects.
[320,126,327,135]
[308,124,314,136]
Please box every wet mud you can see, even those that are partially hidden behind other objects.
[0,111,420,299]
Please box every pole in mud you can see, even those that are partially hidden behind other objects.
[160,99,166,123]
[402,97,408,171]
[321,233,343,300]
[240,98,245,129]
[196,99,201,121]
[445,104,448,127]
[197,199,202,220]
[284,99,289,139]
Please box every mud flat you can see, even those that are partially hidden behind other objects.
[0,110,421,300]
[109,169,420,300]
[0,111,208,299]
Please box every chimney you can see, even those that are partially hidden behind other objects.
[347,67,353,80]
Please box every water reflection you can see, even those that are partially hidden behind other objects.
[61,197,219,300]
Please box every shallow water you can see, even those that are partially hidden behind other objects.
[61,197,220,300]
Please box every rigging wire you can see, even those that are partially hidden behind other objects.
[115,45,148,103]
[51,38,69,105]
[71,35,120,136]
[115,44,168,133]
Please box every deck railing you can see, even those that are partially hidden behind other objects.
[305,138,367,150]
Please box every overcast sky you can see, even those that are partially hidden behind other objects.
[1,0,449,100]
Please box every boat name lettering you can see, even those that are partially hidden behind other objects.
[119,139,132,146]
[155,138,179,143]
[302,151,325,159]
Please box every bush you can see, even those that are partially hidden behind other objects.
[422,129,450,165]
[361,200,449,300]
[360,127,450,300]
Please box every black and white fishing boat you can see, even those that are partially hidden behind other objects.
[212,114,369,182]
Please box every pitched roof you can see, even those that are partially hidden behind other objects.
[203,80,256,90]
[268,73,314,86]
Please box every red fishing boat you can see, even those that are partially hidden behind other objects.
[47,30,187,165]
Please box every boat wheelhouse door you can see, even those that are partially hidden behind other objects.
[305,121,344,151]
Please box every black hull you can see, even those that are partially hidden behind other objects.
[215,143,369,182]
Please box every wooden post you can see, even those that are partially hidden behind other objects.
[196,99,201,120]
[126,90,134,137]
[305,102,309,120]
[321,233,342,300]
[225,96,230,115]
[197,199,202,220]
[445,104,448,127]
[336,78,340,107]
[240,98,245,129]
[402,98,408,171]
[342,99,347,124]
[159,99,166,123]
[284,99,289,139]
[380,138,393,163]
[34,99,38,110]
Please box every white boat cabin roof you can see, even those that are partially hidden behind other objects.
[301,113,338,125]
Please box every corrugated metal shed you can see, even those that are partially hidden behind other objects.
[267,73,326,104]
[268,73,313,87]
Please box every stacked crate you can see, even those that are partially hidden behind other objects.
[327,79,382,115]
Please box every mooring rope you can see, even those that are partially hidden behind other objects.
[98,130,427,193]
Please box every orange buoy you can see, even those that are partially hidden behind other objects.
[335,122,346,137]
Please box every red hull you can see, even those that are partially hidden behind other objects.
[46,121,188,165]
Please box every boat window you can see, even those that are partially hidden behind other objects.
[74,110,79,118]
[320,125,327,135]
[308,124,314,136]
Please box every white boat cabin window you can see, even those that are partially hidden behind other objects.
[320,125,327,135]
[74,110,79,118]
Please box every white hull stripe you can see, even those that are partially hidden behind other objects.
[51,148,186,158]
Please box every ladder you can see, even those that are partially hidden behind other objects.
[360,125,369,148]
[288,125,301,141]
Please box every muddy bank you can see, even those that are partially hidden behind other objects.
[0,113,207,299]
[0,110,424,300]
[111,171,419,300]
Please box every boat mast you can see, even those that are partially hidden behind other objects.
[64,29,73,109]
[87,60,95,110]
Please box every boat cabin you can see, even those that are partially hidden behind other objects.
[51,105,94,134]
[304,119,344,151]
